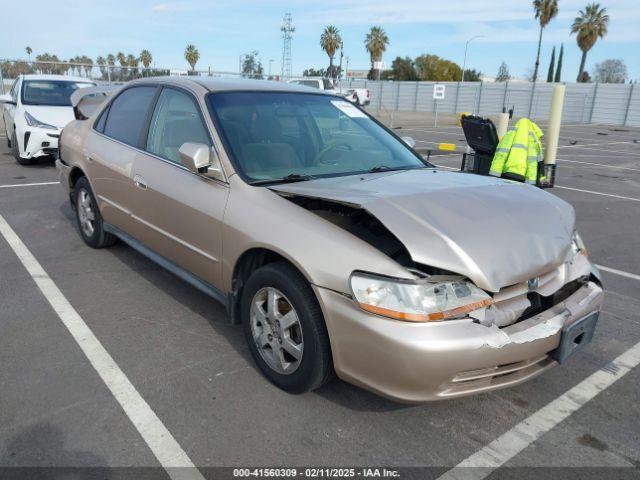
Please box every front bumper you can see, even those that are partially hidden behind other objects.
[21,127,61,158]
[315,279,604,403]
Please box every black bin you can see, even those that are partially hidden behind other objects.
[460,115,499,176]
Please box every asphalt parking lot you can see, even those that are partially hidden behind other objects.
[1,120,639,479]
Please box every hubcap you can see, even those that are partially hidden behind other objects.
[77,189,95,237]
[250,287,303,375]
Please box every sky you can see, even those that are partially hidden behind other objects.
[1,0,639,81]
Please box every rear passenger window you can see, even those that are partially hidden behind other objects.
[146,88,210,165]
[94,107,108,132]
[103,87,157,146]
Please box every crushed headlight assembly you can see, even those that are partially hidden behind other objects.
[571,231,588,257]
[24,111,57,130]
[350,272,492,322]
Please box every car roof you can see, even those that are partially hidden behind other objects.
[20,74,94,83]
[128,76,333,94]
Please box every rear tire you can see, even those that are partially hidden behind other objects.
[73,176,117,249]
[12,131,35,165]
[241,262,333,394]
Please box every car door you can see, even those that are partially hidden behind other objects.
[130,86,229,290]
[2,78,20,139]
[83,85,158,232]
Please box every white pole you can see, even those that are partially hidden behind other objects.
[461,35,484,83]
[496,112,510,139]
[545,84,565,166]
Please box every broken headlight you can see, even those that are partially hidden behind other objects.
[350,273,492,322]
[571,231,588,257]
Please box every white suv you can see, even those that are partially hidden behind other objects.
[0,74,94,165]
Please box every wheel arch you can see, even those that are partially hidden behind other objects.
[228,247,316,325]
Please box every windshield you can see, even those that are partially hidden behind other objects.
[21,80,94,106]
[207,92,427,183]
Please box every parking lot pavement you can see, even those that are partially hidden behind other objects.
[1,123,639,478]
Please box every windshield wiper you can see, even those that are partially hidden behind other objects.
[368,165,423,173]
[249,173,315,186]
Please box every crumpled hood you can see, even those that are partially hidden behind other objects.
[23,105,74,129]
[271,169,575,292]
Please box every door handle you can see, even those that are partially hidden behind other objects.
[134,174,147,190]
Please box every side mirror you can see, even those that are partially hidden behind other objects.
[401,136,416,149]
[178,142,224,181]
[0,93,16,105]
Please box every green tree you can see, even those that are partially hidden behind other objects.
[242,51,264,79]
[554,44,564,82]
[364,26,389,80]
[414,54,462,81]
[532,0,559,83]
[463,69,482,82]
[139,50,153,73]
[496,61,511,82]
[184,44,200,72]
[303,68,326,77]
[96,56,106,79]
[25,46,32,61]
[546,46,556,82]
[320,25,342,80]
[571,3,609,82]
[384,56,418,81]
[106,54,116,79]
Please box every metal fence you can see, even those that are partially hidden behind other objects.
[338,78,640,127]
[2,59,638,127]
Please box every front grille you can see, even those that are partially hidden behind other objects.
[485,268,587,328]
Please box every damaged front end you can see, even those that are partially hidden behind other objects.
[273,185,603,401]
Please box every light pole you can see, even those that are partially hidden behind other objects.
[461,35,485,82]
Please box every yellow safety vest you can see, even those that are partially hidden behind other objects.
[489,118,543,185]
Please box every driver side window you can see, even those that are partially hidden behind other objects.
[146,88,210,165]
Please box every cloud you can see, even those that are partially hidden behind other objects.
[151,4,170,13]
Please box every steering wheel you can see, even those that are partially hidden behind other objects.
[314,142,353,164]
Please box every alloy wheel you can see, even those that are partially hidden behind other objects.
[77,189,96,237]
[250,287,304,375]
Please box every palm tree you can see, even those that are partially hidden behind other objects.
[320,25,342,80]
[140,50,153,76]
[25,46,32,61]
[571,3,609,81]
[96,56,107,79]
[184,44,200,72]
[106,53,116,79]
[364,26,389,80]
[532,0,559,83]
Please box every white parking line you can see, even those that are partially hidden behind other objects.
[558,140,637,149]
[0,214,205,480]
[0,181,60,189]
[555,186,640,202]
[437,340,640,480]
[596,265,640,282]
[557,159,640,172]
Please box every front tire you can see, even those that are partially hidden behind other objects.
[241,262,333,394]
[12,131,35,165]
[73,177,116,249]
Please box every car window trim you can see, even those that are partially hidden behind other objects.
[142,85,215,166]
[95,85,158,148]
[90,82,227,185]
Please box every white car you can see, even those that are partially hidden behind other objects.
[288,78,371,107]
[0,74,95,165]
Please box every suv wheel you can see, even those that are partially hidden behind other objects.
[12,131,35,165]
[73,176,117,248]
[241,262,333,393]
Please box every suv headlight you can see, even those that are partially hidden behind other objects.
[350,273,492,322]
[24,111,57,130]
[571,231,588,257]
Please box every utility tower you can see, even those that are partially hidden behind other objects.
[280,13,295,79]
